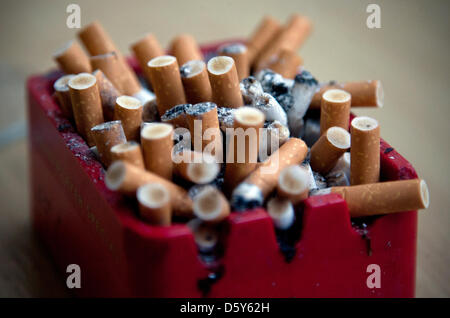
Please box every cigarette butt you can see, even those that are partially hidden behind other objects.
[137,183,172,226]
[186,218,219,253]
[169,34,204,66]
[266,49,303,79]
[277,165,309,204]
[350,116,380,185]
[142,98,160,122]
[93,70,120,121]
[68,73,104,146]
[54,74,75,119]
[329,179,429,217]
[53,40,92,74]
[114,96,143,141]
[224,107,265,193]
[193,186,230,224]
[255,14,312,70]
[141,123,174,180]
[110,141,145,169]
[90,52,141,96]
[247,16,281,64]
[310,80,384,109]
[207,56,244,108]
[231,138,308,210]
[91,121,127,167]
[78,21,118,56]
[326,152,351,187]
[217,43,250,81]
[320,89,351,135]
[147,55,187,116]
[130,33,164,80]
[185,102,222,156]
[310,127,351,174]
[180,60,212,104]
[174,150,220,184]
[105,161,193,217]
[267,197,295,230]
[161,104,189,128]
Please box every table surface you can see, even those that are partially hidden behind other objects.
[0,0,449,297]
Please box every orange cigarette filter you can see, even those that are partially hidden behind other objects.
[329,179,429,217]
[247,16,281,65]
[207,56,244,108]
[350,116,380,185]
[141,123,174,180]
[146,55,187,116]
[217,43,250,81]
[137,183,172,226]
[93,70,120,121]
[255,14,312,70]
[130,33,164,80]
[54,74,75,119]
[68,73,104,147]
[110,141,145,169]
[173,150,220,184]
[53,40,92,74]
[180,60,212,104]
[244,137,308,198]
[91,121,127,167]
[90,52,141,96]
[185,102,222,155]
[310,127,351,175]
[266,48,303,79]
[310,80,384,109]
[320,89,351,135]
[114,95,143,141]
[193,186,230,224]
[224,107,265,193]
[169,34,204,66]
[105,161,193,217]
[277,165,310,204]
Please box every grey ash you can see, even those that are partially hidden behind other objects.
[161,104,190,121]
[186,102,217,116]
[91,120,122,131]
[294,70,318,86]
[218,43,246,54]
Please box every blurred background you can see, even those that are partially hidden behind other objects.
[0,0,448,297]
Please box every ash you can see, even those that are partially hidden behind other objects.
[186,102,217,116]
[218,43,246,54]
[161,104,190,121]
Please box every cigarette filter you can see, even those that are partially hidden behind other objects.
[323,179,429,217]
[193,186,230,224]
[255,14,312,70]
[93,70,120,121]
[231,138,308,210]
[114,96,143,141]
[320,89,351,135]
[169,34,204,66]
[186,218,219,253]
[217,43,250,81]
[180,60,213,104]
[224,107,265,193]
[78,21,118,56]
[247,16,281,65]
[53,40,92,74]
[130,33,164,81]
[310,126,351,175]
[174,150,220,184]
[68,73,104,146]
[105,161,193,217]
[161,104,189,128]
[310,80,384,109]
[267,197,295,230]
[207,56,244,108]
[185,102,222,156]
[110,141,145,169]
[350,116,380,185]
[53,74,75,119]
[137,183,172,226]
[141,123,174,180]
[91,121,127,167]
[277,165,309,204]
[147,55,186,116]
[326,152,351,187]
[266,48,303,79]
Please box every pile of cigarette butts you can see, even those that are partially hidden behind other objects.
[53,14,429,245]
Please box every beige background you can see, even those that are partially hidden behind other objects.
[0,0,448,297]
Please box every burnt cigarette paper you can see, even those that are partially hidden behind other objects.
[326,152,350,187]
[217,43,250,81]
[91,120,127,167]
